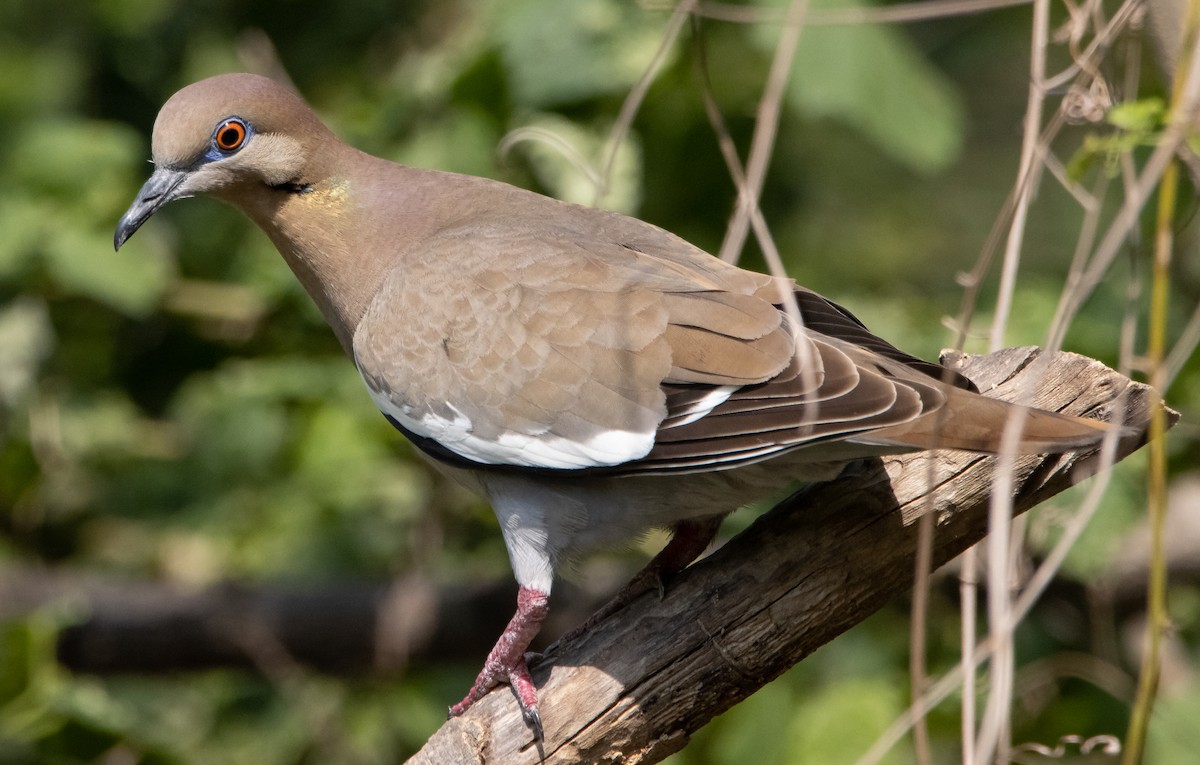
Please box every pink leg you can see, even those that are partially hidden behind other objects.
[558,515,723,644]
[449,586,549,736]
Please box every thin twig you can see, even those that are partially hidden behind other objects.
[989,0,1050,351]
[1042,0,1143,93]
[1164,300,1200,387]
[1046,39,1200,352]
[1041,149,1101,209]
[594,0,696,207]
[717,0,810,263]
[948,108,1068,352]
[855,417,1126,765]
[676,0,1033,26]
[1121,8,1199,758]
[973,1,1053,760]
[975,409,1030,765]
[1012,653,1134,711]
[498,127,605,189]
[693,17,750,201]
[691,11,820,426]
[910,510,935,765]
[960,548,979,765]
[1115,18,1145,379]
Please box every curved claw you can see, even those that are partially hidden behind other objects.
[509,652,542,737]
[448,586,549,737]
[522,704,543,741]
[448,651,544,738]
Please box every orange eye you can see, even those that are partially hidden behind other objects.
[213,118,248,152]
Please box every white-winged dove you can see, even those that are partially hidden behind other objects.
[116,73,1112,735]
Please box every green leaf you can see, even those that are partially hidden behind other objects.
[503,113,643,213]
[785,677,907,764]
[0,297,54,412]
[0,197,45,281]
[0,617,64,743]
[390,105,502,177]
[756,0,964,173]
[41,223,174,317]
[1106,97,1165,132]
[3,118,172,314]
[6,120,145,219]
[491,0,674,106]
[1065,134,1105,181]
[1147,685,1200,765]
[0,45,82,118]
[1028,454,1148,580]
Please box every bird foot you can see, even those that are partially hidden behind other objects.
[448,586,549,739]
[448,651,544,738]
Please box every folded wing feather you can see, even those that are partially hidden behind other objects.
[352,224,1106,474]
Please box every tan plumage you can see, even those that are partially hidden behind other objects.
[116,73,1112,733]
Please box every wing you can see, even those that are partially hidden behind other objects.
[353,213,1102,476]
[352,226,794,470]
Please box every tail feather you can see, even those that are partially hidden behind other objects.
[853,385,1114,454]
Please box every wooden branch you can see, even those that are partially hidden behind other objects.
[407,347,1172,765]
[0,573,599,676]
[14,575,510,674]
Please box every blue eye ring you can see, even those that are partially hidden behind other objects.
[211,117,250,155]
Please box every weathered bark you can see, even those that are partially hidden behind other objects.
[406,347,1171,765]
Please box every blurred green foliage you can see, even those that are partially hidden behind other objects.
[1,0,1197,763]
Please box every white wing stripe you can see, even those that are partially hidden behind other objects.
[363,378,656,470]
[663,384,738,428]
